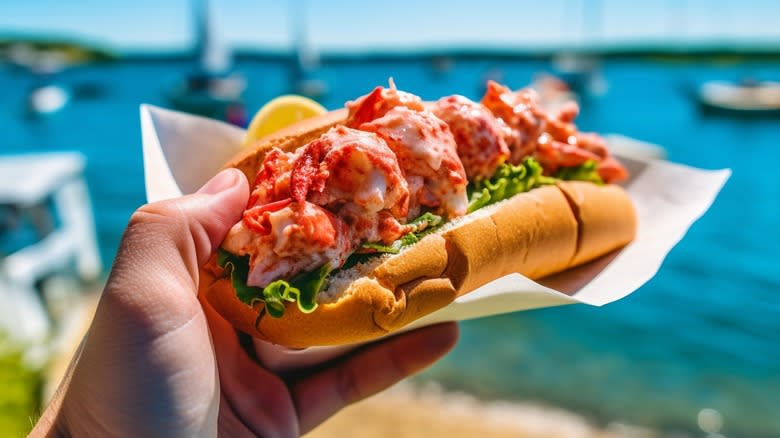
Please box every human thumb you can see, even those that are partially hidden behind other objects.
[103,168,249,326]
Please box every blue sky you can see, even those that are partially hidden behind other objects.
[1,0,779,52]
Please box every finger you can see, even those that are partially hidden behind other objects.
[115,168,248,284]
[98,168,248,337]
[291,322,459,434]
[201,292,299,438]
[217,392,259,438]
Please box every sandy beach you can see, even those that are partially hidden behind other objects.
[306,381,659,438]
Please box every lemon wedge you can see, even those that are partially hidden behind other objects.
[243,95,327,146]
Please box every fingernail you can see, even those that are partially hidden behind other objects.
[197,168,241,195]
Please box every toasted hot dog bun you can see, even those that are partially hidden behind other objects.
[200,110,637,348]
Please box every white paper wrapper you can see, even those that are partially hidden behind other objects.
[141,104,730,372]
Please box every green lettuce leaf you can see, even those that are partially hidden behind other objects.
[467,158,556,213]
[359,241,402,254]
[216,249,262,305]
[401,212,444,245]
[340,252,380,271]
[346,211,445,269]
[357,211,444,255]
[216,248,330,318]
[407,211,444,230]
[555,160,603,184]
[287,263,331,314]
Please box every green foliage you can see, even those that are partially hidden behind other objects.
[0,338,41,437]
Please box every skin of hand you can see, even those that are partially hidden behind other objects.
[31,168,459,438]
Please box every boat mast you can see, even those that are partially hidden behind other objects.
[192,0,229,75]
[289,0,322,93]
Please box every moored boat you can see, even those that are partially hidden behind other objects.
[697,79,780,116]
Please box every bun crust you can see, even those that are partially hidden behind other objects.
[200,266,457,348]
[201,110,636,348]
[556,180,638,267]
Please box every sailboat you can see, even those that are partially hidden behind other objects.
[27,82,70,116]
[696,79,780,116]
[166,0,247,125]
[289,0,327,98]
[10,45,71,116]
[550,0,607,97]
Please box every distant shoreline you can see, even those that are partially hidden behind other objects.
[125,45,780,64]
[308,380,659,438]
[2,33,780,65]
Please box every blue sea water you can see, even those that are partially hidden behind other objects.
[1,57,779,437]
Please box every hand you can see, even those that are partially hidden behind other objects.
[31,168,458,438]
